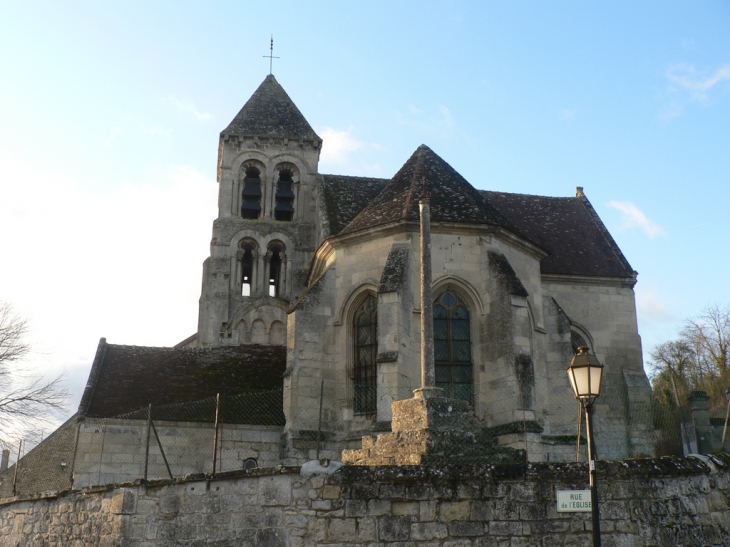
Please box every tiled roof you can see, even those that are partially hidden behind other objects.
[317,149,633,279]
[339,145,521,237]
[320,175,389,236]
[221,75,321,141]
[79,340,286,418]
[482,191,635,278]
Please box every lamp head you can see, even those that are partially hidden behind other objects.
[567,347,604,404]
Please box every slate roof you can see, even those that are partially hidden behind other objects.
[317,157,633,279]
[482,191,635,278]
[222,75,321,141]
[79,340,286,418]
[339,145,522,237]
[320,175,389,236]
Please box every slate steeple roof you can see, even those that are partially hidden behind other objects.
[222,75,321,141]
[340,145,523,238]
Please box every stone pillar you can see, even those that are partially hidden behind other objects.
[419,199,435,391]
[257,252,267,295]
[689,390,712,454]
[266,252,274,296]
[0,449,8,472]
[279,252,287,298]
[228,251,237,296]
[294,181,301,220]
[251,249,259,294]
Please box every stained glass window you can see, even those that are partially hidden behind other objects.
[353,295,377,414]
[434,291,472,403]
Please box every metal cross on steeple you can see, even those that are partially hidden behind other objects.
[263,36,279,75]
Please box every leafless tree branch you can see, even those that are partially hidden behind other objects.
[0,302,68,444]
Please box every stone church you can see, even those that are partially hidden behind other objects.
[181,73,652,462]
[2,75,654,495]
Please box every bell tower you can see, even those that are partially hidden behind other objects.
[197,75,322,347]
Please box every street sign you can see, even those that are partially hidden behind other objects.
[556,490,592,512]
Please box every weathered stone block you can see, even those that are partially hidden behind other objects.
[259,475,292,506]
[439,501,471,521]
[378,514,412,541]
[449,520,485,536]
[327,517,357,541]
[411,521,448,540]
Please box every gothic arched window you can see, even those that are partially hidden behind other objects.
[241,167,262,219]
[274,169,295,221]
[353,294,377,415]
[434,291,472,403]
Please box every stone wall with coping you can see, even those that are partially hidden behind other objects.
[2,455,729,547]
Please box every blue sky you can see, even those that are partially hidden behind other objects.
[1,1,729,429]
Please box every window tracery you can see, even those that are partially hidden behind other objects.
[353,294,377,415]
[434,290,472,403]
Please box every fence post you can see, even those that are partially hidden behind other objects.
[11,440,22,497]
[212,393,220,474]
[150,420,173,479]
[144,404,152,480]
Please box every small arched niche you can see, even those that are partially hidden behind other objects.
[270,320,285,346]
[251,319,267,345]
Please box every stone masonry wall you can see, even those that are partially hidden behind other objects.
[2,455,730,546]
[73,420,282,489]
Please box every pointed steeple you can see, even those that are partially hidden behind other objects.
[222,75,321,142]
[340,145,520,236]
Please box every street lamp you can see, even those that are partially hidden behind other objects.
[567,346,604,547]
[721,387,730,451]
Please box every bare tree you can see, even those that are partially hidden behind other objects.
[650,305,730,413]
[0,302,68,445]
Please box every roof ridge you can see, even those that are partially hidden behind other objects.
[481,189,576,200]
[576,193,635,277]
[401,148,424,219]
[339,145,528,239]
[322,174,390,182]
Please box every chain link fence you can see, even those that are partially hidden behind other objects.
[2,379,729,500]
[74,389,285,488]
[0,389,285,498]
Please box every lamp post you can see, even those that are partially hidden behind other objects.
[721,387,730,451]
[567,346,604,547]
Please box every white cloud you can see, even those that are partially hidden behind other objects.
[103,126,122,148]
[165,96,212,121]
[607,201,665,238]
[319,126,365,165]
[439,105,455,131]
[662,63,730,118]
[0,146,218,422]
[667,63,730,95]
[561,108,577,120]
[142,125,171,137]
[397,104,458,139]
[636,285,676,323]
